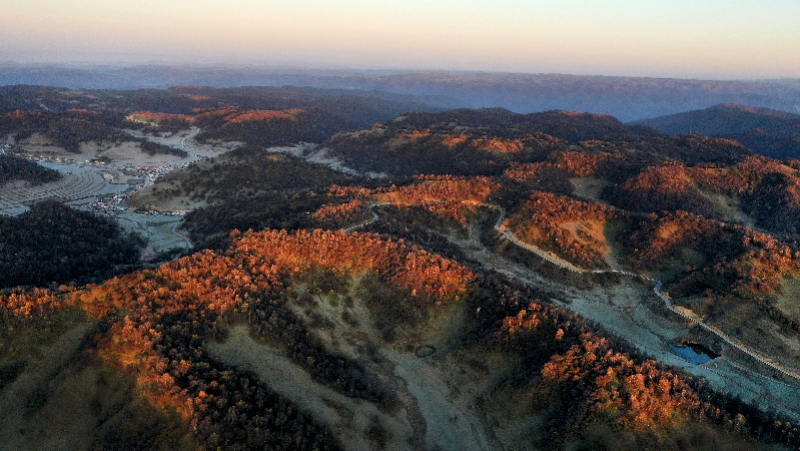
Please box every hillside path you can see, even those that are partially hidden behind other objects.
[354,201,800,382]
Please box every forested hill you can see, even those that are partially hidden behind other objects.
[389,108,662,141]
[636,104,800,158]
[319,108,749,177]
[0,85,452,148]
[0,84,451,124]
[5,94,800,450]
[0,201,143,288]
[636,104,800,137]
[0,154,61,185]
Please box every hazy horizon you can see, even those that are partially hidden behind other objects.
[2,0,799,80]
[3,61,800,83]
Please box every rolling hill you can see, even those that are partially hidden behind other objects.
[636,104,800,158]
[3,64,800,121]
[4,93,800,450]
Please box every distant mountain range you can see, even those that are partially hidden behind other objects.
[636,103,800,159]
[2,64,800,121]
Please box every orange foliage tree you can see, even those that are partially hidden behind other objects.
[313,199,373,229]
[505,192,617,268]
[542,332,702,431]
[328,175,499,226]
[504,151,620,182]
[75,228,475,430]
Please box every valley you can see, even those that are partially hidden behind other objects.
[4,97,800,450]
[4,0,800,445]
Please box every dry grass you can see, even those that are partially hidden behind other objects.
[569,176,611,201]
[700,190,756,226]
[562,218,611,261]
[776,278,800,323]
[207,325,416,451]
[208,271,506,451]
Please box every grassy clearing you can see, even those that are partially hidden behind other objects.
[0,307,193,450]
[776,278,800,323]
[207,325,415,451]
[569,176,611,201]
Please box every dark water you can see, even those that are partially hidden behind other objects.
[669,342,719,365]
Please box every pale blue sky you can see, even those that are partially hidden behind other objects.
[1,0,798,78]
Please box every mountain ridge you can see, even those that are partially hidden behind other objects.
[3,65,800,121]
[636,103,800,158]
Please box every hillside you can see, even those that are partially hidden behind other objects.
[319,108,745,177]
[0,84,449,125]
[5,99,800,450]
[0,201,143,288]
[636,104,800,158]
[129,147,366,248]
[0,109,183,157]
[0,229,788,451]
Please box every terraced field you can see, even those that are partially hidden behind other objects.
[0,163,126,215]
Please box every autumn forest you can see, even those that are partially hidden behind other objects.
[3,86,800,450]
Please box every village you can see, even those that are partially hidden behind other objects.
[0,128,219,257]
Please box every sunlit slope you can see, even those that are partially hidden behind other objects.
[2,228,787,450]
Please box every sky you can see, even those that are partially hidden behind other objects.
[1,0,799,79]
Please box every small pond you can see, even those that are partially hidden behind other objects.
[669,342,719,365]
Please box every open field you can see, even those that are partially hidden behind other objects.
[111,212,192,260]
[0,162,127,215]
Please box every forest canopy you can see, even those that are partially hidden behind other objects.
[0,201,144,288]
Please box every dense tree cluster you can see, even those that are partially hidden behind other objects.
[312,199,372,229]
[470,136,525,153]
[690,156,792,195]
[686,156,800,234]
[0,154,61,185]
[180,191,327,249]
[542,331,702,430]
[374,175,499,225]
[624,211,800,300]
[127,111,193,131]
[638,103,800,159]
[224,108,304,123]
[605,163,718,215]
[504,150,620,182]
[142,150,355,207]
[505,191,617,267]
[387,108,661,142]
[232,229,476,302]
[323,126,529,177]
[0,287,69,325]
[194,106,352,147]
[128,111,193,124]
[0,201,144,288]
[327,175,499,226]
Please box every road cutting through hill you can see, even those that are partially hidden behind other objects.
[353,201,800,383]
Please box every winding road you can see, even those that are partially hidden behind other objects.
[171,221,193,248]
[354,201,800,382]
[180,128,202,162]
